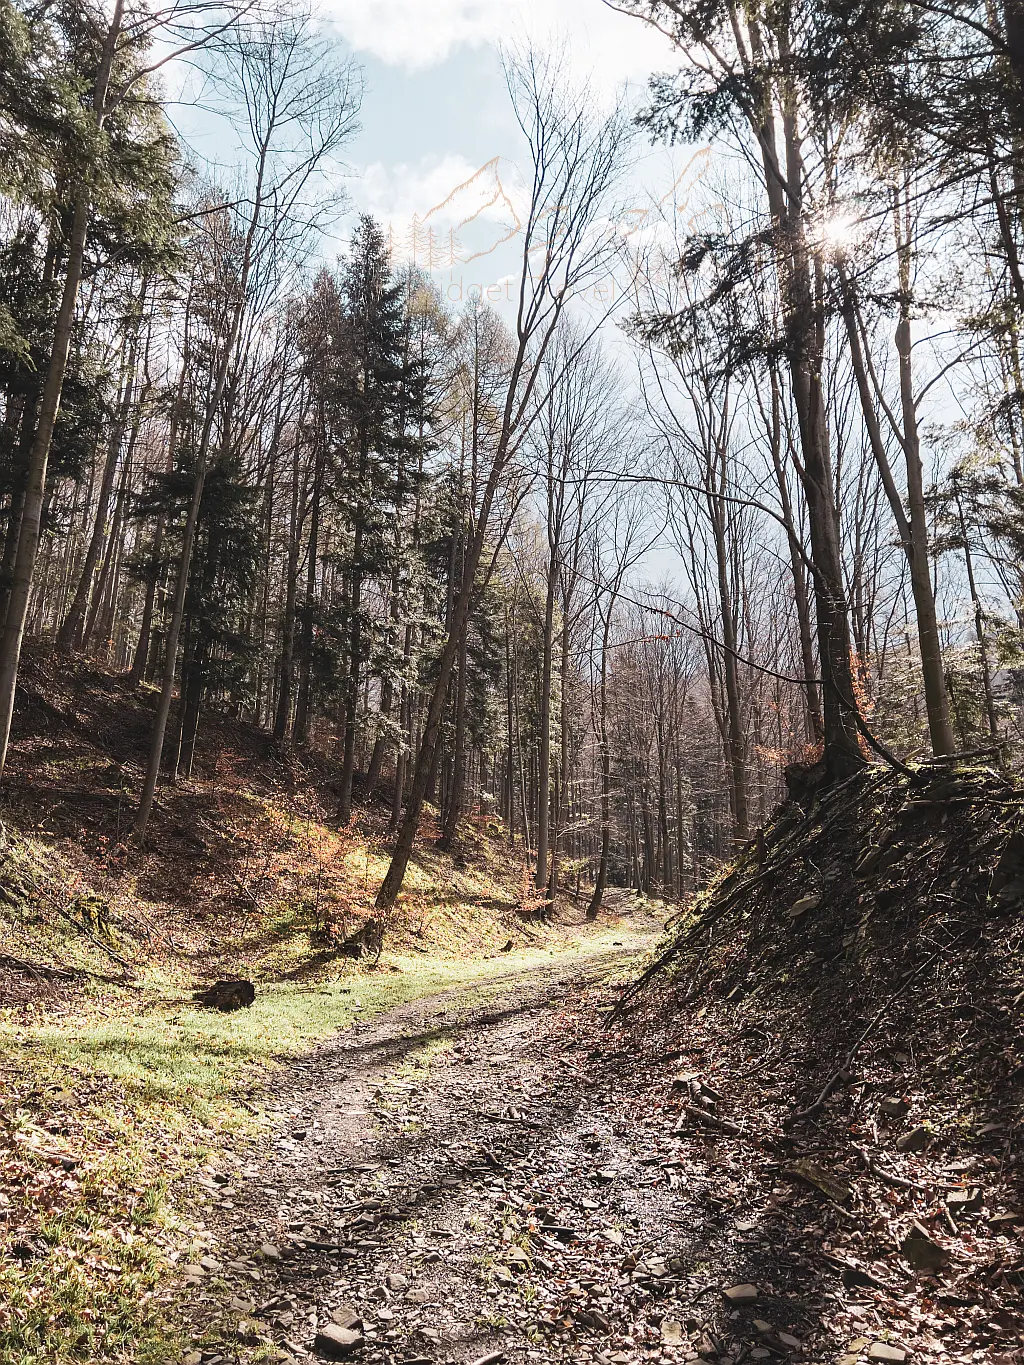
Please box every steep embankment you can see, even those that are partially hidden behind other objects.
[609,760,1024,1364]
[0,651,652,1365]
[0,646,537,986]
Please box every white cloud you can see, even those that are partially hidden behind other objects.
[323,0,676,89]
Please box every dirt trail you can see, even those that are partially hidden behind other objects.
[175,918,704,1365]
[174,906,985,1365]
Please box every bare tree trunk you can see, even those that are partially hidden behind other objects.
[293,437,323,747]
[748,10,865,780]
[766,365,821,742]
[375,459,511,908]
[390,624,414,830]
[58,300,142,652]
[892,182,955,756]
[129,515,163,687]
[87,447,132,654]
[366,672,393,787]
[587,590,616,919]
[708,464,749,838]
[438,622,468,850]
[274,433,303,743]
[547,605,571,906]
[135,222,264,842]
[535,547,557,893]
[953,476,1000,741]
[337,512,363,825]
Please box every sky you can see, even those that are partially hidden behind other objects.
[318,0,688,302]
[170,0,703,322]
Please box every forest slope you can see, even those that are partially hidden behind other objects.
[0,645,545,986]
[0,651,657,1365]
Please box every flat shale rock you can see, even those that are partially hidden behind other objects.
[944,1186,982,1212]
[315,1324,364,1359]
[878,1096,911,1119]
[660,1318,683,1343]
[895,1126,931,1153]
[331,1305,362,1329]
[989,1209,1022,1227]
[787,894,820,918]
[723,1283,759,1303]
[900,1220,949,1271]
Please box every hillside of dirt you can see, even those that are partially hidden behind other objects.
[604,760,1024,1365]
[0,645,542,994]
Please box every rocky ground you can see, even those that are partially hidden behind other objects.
[167,869,1024,1365]
[170,942,669,1365]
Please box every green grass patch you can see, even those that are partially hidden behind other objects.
[0,918,656,1365]
[7,922,649,1103]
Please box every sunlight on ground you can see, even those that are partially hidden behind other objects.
[0,913,661,1365]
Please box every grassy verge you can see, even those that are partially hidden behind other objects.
[0,919,655,1365]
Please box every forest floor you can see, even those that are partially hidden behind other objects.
[2,657,1023,1365]
[0,651,663,1365]
[161,763,1024,1365]
[0,904,661,1365]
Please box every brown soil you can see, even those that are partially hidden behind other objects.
[166,766,1024,1365]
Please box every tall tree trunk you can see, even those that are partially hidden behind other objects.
[337,515,363,825]
[535,548,557,894]
[89,450,131,655]
[954,477,1000,741]
[58,303,142,652]
[708,462,749,839]
[375,451,511,909]
[274,433,303,743]
[892,183,956,756]
[767,364,821,742]
[587,593,616,919]
[368,554,403,787]
[0,0,125,776]
[438,622,468,850]
[547,603,572,906]
[390,620,415,829]
[129,515,163,687]
[293,438,324,747]
[745,9,865,781]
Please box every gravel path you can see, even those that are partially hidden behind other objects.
[173,925,701,1365]
[172,912,848,1365]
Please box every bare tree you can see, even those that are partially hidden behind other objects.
[134,9,360,844]
[374,48,631,912]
